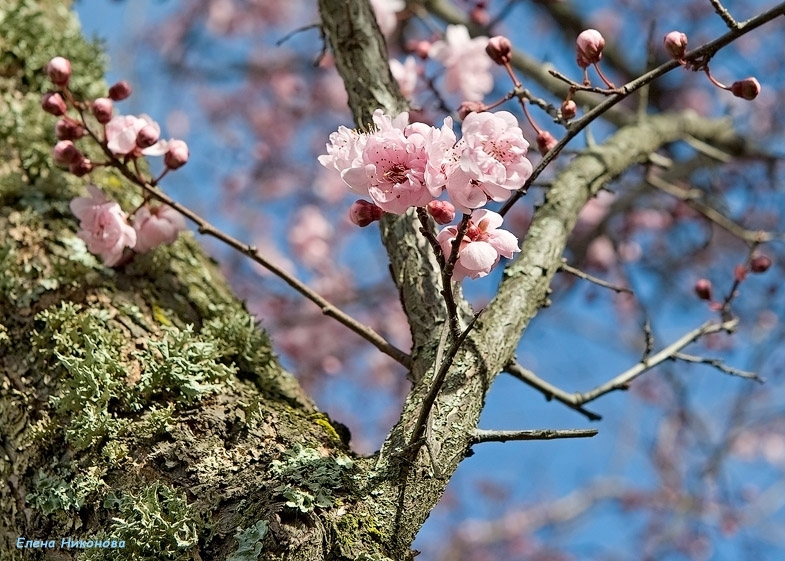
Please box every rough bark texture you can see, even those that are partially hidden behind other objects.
[0,1,757,561]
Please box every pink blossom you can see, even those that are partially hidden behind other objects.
[390,56,418,99]
[106,114,167,156]
[318,125,366,175]
[288,205,333,267]
[446,111,533,213]
[69,185,136,266]
[429,25,493,101]
[132,204,186,253]
[436,209,520,281]
[370,0,405,37]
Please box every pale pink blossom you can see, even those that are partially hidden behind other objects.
[132,204,186,253]
[429,25,493,101]
[318,125,366,176]
[69,185,136,266]
[446,111,532,213]
[370,0,405,37]
[436,209,520,281]
[105,114,167,156]
[390,56,418,99]
[288,205,333,267]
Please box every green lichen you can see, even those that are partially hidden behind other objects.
[268,444,354,513]
[135,324,236,404]
[227,520,269,561]
[84,482,200,561]
[27,466,107,516]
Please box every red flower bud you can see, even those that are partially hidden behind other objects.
[349,200,384,227]
[426,200,456,225]
[41,92,67,116]
[730,77,760,100]
[46,57,71,86]
[52,140,82,167]
[536,130,558,156]
[457,101,486,120]
[694,278,712,300]
[663,31,688,62]
[108,80,132,101]
[486,36,512,65]
[69,157,93,177]
[164,139,189,170]
[576,29,605,69]
[750,254,772,273]
[734,264,747,282]
[560,99,577,120]
[92,97,114,124]
[55,118,84,141]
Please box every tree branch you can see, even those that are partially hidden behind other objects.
[471,428,598,444]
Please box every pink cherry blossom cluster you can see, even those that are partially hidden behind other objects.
[320,109,528,280]
[43,57,188,267]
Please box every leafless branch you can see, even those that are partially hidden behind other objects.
[709,0,739,29]
[673,352,764,383]
[470,428,598,444]
[559,260,634,294]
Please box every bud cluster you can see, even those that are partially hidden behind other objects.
[41,57,188,267]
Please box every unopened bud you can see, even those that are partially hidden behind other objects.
[734,264,747,282]
[663,31,688,62]
[576,29,605,69]
[560,99,577,120]
[730,77,760,100]
[750,254,772,273]
[694,278,712,300]
[52,140,82,167]
[349,200,384,227]
[457,101,486,120]
[536,130,558,156]
[164,139,189,169]
[108,80,132,101]
[426,200,456,225]
[486,36,513,66]
[407,40,432,59]
[41,92,67,116]
[55,118,84,141]
[92,97,114,124]
[69,157,93,177]
[46,56,71,86]
[136,125,160,149]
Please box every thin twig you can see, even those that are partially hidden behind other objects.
[709,0,739,29]
[559,260,634,294]
[673,352,764,383]
[505,362,602,421]
[470,428,598,444]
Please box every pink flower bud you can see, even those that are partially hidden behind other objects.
[469,5,490,27]
[108,80,132,101]
[409,40,432,59]
[663,31,688,62]
[136,124,160,149]
[46,57,71,86]
[536,130,558,156]
[41,92,67,116]
[55,118,84,141]
[486,36,513,66]
[426,200,456,225]
[92,97,114,124]
[52,140,82,167]
[560,99,577,120]
[163,139,189,169]
[730,77,760,100]
[457,101,487,120]
[349,200,384,227]
[69,157,93,177]
[734,264,747,282]
[576,29,605,69]
[694,278,712,300]
[750,254,772,273]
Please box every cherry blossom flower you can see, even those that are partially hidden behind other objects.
[428,25,493,101]
[370,0,405,37]
[318,125,366,176]
[390,56,418,99]
[445,111,533,213]
[105,114,168,157]
[132,204,186,253]
[69,185,136,266]
[437,209,520,281]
